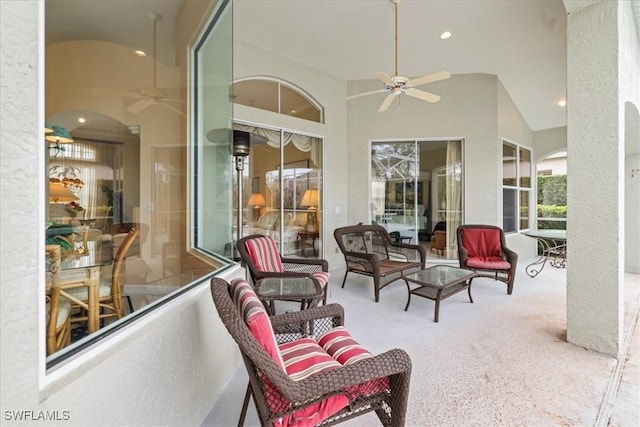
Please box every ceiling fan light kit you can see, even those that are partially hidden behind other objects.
[348,0,451,112]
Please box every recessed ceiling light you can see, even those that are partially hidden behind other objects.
[557,99,567,107]
[78,117,86,123]
[440,31,452,40]
[135,50,146,57]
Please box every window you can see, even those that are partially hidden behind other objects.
[502,140,532,233]
[233,78,323,123]
[44,0,232,366]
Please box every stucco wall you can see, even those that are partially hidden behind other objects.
[1,1,245,425]
[566,0,635,356]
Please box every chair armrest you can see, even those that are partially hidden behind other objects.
[502,246,518,264]
[281,257,329,272]
[279,348,412,403]
[386,242,427,267]
[270,303,345,330]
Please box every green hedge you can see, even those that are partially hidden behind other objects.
[537,204,566,230]
[537,174,566,205]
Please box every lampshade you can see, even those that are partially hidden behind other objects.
[247,193,266,207]
[44,121,54,134]
[300,189,319,208]
[44,125,74,144]
[49,181,79,203]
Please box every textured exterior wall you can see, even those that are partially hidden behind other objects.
[566,0,622,355]
[0,1,245,425]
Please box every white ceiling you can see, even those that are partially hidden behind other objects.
[47,0,637,132]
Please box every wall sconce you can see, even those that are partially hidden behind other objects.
[247,193,266,221]
[300,189,319,232]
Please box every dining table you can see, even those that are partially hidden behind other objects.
[523,229,567,278]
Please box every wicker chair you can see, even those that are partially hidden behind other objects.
[237,234,330,306]
[45,244,71,355]
[210,277,412,427]
[334,224,426,302]
[456,224,518,294]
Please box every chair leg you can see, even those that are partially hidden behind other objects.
[238,383,252,427]
[341,270,349,288]
[124,295,134,314]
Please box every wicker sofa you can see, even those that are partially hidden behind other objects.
[334,224,426,302]
[210,277,412,427]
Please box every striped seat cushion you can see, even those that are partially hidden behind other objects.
[230,279,285,370]
[267,338,349,427]
[318,327,391,398]
[311,271,329,289]
[244,236,284,272]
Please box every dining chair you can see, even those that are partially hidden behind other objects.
[45,244,71,355]
[66,227,139,329]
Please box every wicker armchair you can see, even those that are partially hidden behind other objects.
[210,277,412,427]
[334,224,426,302]
[237,234,330,306]
[456,224,518,294]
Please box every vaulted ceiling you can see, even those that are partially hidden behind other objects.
[45,0,637,132]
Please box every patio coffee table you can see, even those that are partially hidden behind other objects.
[402,265,477,322]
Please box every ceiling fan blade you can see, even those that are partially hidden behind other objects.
[127,98,156,113]
[160,102,186,117]
[346,89,388,100]
[378,91,398,112]
[408,71,451,88]
[404,88,441,103]
[92,86,145,99]
[376,72,394,85]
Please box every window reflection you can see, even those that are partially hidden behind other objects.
[44,0,230,363]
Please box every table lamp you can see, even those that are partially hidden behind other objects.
[300,189,319,232]
[247,193,266,221]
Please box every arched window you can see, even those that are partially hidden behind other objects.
[233,77,323,123]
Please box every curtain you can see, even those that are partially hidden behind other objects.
[49,139,121,219]
[445,141,462,256]
[234,123,322,166]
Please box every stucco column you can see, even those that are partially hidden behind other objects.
[566,0,622,356]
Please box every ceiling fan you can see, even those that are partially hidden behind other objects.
[347,0,450,112]
[93,11,184,116]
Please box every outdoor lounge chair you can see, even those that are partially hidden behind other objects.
[210,277,412,427]
[334,224,426,302]
[456,224,518,294]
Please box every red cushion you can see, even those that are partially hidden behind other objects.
[317,327,372,365]
[466,256,511,270]
[311,271,329,289]
[317,327,390,398]
[230,279,285,370]
[462,228,502,258]
[245,236,284,272]
[268,338,348,427]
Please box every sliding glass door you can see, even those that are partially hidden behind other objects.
[371,139,463,260]
[235,123,324,259]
